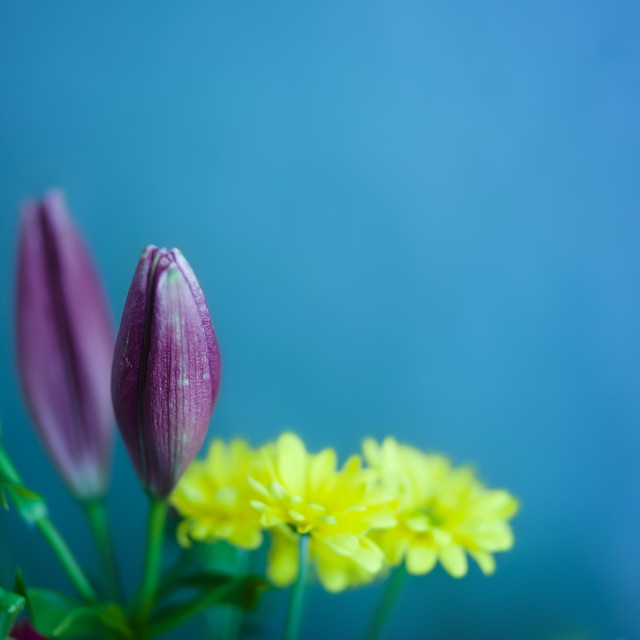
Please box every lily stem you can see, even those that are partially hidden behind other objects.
[136,495,168,621]
[283,534,310,640]
[82,497,122,601]
[0,444,97,602]
[220,547,249,640]
[363,565,407,640]
[36,519,98,603]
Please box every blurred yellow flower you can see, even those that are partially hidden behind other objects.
[171,438,265,550]
[363,437,519,578]
[249,432,396,592]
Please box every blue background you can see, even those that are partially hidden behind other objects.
[1,2,639,638]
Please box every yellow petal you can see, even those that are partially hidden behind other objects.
[381,438,400,470]
[432,528,452,545]
[261,511,284,527]
[472,491,519,519]
[342,454,362,476]
[439,546,468,578]
[209,440,229,481]
[367,513,397,529]
[361,438,379,466]
[174,481,207,504]
[229,438,250,466]
[406,546,437,575]
[342,504,366,513]
[212,523,234,538]
[276,433,307,496]
[176,521,193,548]
[472,524,514,551]
[247,476,270,499]
[232,527,263,550]
[214,486,237,506]
[269,481,288,500]
[289,510,306,522]
[406,516,429,532]
[309,448,337,491]
[322,533,359,557]
[351,540,384,573]
[470,551,496,575]
[315,561,350,593]
[267,532,299,587]
[380,532,408,565]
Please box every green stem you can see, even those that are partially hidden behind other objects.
[82,498,122,601]
[148,577,241,638]
[0,445,21,486]
[136,496,168,621]
[220,548,248,640]
[0,445,97,602]
[363,565,407,640]
[36,519,98,602]
[284,534,310,640]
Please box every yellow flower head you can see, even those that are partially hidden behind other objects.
[171,438,264,550]
[248,432,396,592]
[363,437,519,578]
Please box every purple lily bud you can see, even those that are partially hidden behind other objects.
[111,246,221,498]
[15,191,114,499]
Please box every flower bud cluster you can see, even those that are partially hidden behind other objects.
[16,192,221,501]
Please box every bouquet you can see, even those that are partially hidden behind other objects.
[0,192,518,639]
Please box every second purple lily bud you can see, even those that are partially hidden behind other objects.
[15,191,114,499]
[111,246,221,498]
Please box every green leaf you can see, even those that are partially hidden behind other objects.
[24,589,133,639]
[177,572,266,609]
[0,442,47,525]
[13,571,26,602]
[2,484,48,524]
[156,569,233,601]
[157,568,268,609]
[24,589,83,637]
[148,574,268,638]
[94,604,132,637]
[0,487,8,510]
[0,586,25,639]
[7,485,43,501]
[52,603,132,639]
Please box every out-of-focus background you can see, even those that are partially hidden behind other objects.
[0,3,638,639]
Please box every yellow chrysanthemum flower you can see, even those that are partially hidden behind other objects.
[171,438,265,550]
[363,437,519,578]
[248,432,396,592]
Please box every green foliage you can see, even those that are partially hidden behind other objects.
[158,569,267,609]
[8,564,265,639]
[0,586,25,639]
[149,571,268,638]
[0,436,48,526]
[1,484,48,525]
[16,585,132,639]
